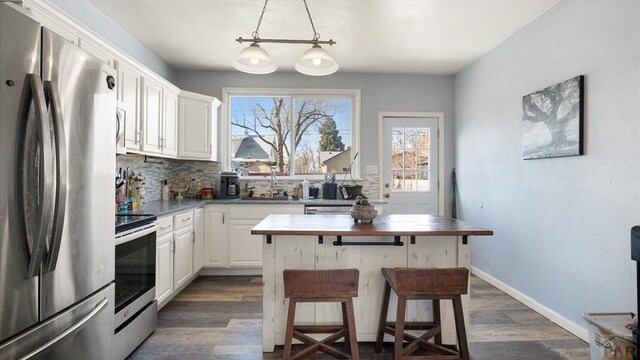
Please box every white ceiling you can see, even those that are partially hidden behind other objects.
[86,0,559,74]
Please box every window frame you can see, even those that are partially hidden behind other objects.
[221,87,361,180]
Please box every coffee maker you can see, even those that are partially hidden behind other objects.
[214,171,240,199]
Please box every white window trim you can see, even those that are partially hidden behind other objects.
[221,87,361,181]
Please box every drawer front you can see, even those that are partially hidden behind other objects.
[174,210,194,230]
[157,216,173,236]
[228,205,303,220]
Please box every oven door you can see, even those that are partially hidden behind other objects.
[114,224,156,329]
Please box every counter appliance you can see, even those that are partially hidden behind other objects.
[0,3,116,359]
[214,171,241,199]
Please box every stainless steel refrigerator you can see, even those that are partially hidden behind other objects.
[0,3,116,359]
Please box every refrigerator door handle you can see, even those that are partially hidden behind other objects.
[23,74,54,278]
[42,80,68,273]
[17,298,109,360]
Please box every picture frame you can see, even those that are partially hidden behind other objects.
[522,75,584,160]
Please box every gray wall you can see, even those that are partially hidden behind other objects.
[454,0,640,333]
[47,0,176,81]
[175,71,455,212]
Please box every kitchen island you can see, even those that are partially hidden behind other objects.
[252,214,493,352]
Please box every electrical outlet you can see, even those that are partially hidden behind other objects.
[366,165,378,175]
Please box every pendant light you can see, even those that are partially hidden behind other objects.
[234,0,338,76]
[295,44,339,76]
[232,42,277,74]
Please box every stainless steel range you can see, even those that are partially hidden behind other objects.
[113,215,158,360]
[0,3,115,359]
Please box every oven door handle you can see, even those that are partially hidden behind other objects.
[115,224,158,246]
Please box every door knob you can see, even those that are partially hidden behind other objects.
[384,193,390,198]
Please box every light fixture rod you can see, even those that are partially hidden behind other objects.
[236,37,335,46]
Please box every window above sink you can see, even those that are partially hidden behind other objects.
[221,88,361,180]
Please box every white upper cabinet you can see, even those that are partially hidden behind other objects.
[178,91,221,161]
[117,61,141,151]
[140,77,164,154]
[22,0,224,161]
[162,88,179,157]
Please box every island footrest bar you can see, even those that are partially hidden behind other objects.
[332,235,405,246]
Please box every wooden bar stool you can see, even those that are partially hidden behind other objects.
[374,267,470,360]
[283,269,360,360]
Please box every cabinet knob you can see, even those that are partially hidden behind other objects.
[384,193,390,198]
[385,183,390,188]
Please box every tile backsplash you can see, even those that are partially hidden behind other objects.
[116,154,220,201]
[116,154,380,201]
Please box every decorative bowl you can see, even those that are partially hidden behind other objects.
[350,204,377,224]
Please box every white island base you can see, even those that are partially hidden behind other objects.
[261,235,471,352]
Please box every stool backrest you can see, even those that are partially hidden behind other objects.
[394,268,469,296]
[283,269,359,299]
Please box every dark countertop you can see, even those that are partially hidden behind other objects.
[117,198,387,217]
[117,199,208,217]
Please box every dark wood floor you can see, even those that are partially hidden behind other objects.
[127,275,589,359]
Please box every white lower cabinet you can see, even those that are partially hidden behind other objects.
[204,207,227,267]
[155,232,174,306]
[173,226,194,290]
[203,204,304,269]
[228,219,263,267]
[155,208,203,309]
[193,208,204,273]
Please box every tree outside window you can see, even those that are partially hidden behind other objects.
[230,95,352,177]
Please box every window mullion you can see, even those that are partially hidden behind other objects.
[289,96,295,176]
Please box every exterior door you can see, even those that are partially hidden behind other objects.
[382,117,439,214]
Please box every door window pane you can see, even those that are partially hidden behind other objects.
[392,170,404,190]
[390,127,431,192]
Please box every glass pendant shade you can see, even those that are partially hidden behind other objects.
[294,45,338,76]
[232,43,277,74]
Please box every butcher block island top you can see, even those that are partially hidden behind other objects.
[251,214,493,237]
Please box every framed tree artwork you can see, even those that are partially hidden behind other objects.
[522,75,584,160]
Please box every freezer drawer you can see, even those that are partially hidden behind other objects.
[0,284,114,360]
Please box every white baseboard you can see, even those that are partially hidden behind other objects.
[471,266,589,342]
[199,268,262,276]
